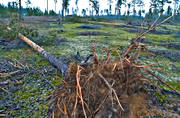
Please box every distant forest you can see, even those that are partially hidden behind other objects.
[0,0,179,18]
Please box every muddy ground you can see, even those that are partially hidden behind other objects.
[0,16,180,117]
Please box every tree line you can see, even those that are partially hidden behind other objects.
[0,0,179,17]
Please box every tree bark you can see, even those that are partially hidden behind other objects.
[18,33,69,76]
[19,0,22,14]
[47,0,49,15]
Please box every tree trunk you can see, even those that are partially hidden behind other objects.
[19,0,22,13]
[18,33,69,77]
[62,7,64,17]
[55,3,56,12]
[19,0,22,19]
[47,0,49,15]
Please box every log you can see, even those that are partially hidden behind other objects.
[7,27,69,77]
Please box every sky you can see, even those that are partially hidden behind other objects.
[0,0,173,15]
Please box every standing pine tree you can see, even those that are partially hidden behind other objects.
[89,0,100,16]
[18,0,22,15]
[116,0,126,16]
[174,0,179,14]
[127,3,131,16]
[75,0,79,15]
[167,5,172,15]
[108,0,113,15]
[62,0,70,17]
[54,0,57,12]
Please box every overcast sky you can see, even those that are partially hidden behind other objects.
[0,0,172,15]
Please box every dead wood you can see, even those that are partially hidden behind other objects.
[3,14,179,118]
[51,14,180,118]
[6,27,69,77]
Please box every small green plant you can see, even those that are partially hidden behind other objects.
[155,91,166,103]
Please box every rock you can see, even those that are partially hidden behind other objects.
[161,89,180,98]
[77,24,101,29]
[0,80,11,86]
[125,28,171,34]
[178,66,180,72]
[0,109,4,113]
[53,30,64,33]
[168,43,180,50]
[150,30,171,34]
[127,21,141,26]
[113,24,137,29]
[2,39,27,50]
[0,38,10,46]
[79,31,100,36]
[71,51,81,62]
[150,49,180,61]
[54,37,67,42]
[173,31,180,39]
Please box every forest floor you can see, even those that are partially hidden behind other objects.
[0,16,180,117]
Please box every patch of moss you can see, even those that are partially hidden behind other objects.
[155,91,166,103]
[166,81,180,92]
[51,75,62,87]
[146,33,177,41]
[36,58,50,68]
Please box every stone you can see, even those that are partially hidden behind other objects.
[77,24,101,29]
[54,37,67,42]
[173,31,180,39]
[79,31,100,36]
[0,38,10,46]
[150,49,180,61]
[2,39,27,50]
[168,43,180,50]
[125,28,172,34]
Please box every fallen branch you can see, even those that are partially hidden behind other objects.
[0,70,20,78]
[122,14,177,57]
[0,114,6,117]
[98,73,124,111]
[145,69,180,95]
[76,66,87,118]
[0,87,9,93]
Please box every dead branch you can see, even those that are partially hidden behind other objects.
[76,66,87,118]
[98,73,124,111]
[122,14,177,57]
[145,69,180,95]
[0,70,21,78]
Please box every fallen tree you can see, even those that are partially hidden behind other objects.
[6,27,69,77]
[48,15,180,118]
[4,14,180,118]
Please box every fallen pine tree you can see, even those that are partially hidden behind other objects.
[3,14,180,118]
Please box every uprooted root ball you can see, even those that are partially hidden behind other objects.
[50,57,152,118]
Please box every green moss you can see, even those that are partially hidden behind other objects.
[161,24,180,31]
[155,91,166,103]
[36,58,50,68]
[146,33,177,41]
[151,42,161,45]
[51,76,62,87]
[166,81,180,92]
